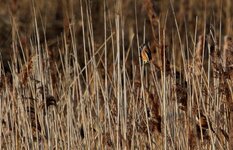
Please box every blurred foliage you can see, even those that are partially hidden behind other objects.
[0,0,233,69]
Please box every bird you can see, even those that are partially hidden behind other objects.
[196,113,215,133]
[139,43,152,64]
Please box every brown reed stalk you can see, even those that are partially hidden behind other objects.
[230,112,233,148]
[143,0,159,40]
[143,0,170,73]
[193,35,205,76]
[18,55,37,86]
[224,36,233,69]
[222,35,233,148]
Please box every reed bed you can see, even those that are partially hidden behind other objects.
[0,0,233,149]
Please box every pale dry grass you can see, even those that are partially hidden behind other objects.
[0,0,233,149]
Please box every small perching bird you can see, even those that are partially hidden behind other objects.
[139,43,152,64]
[196,113,215,134]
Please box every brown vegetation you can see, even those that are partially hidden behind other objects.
[1,0,233,149]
